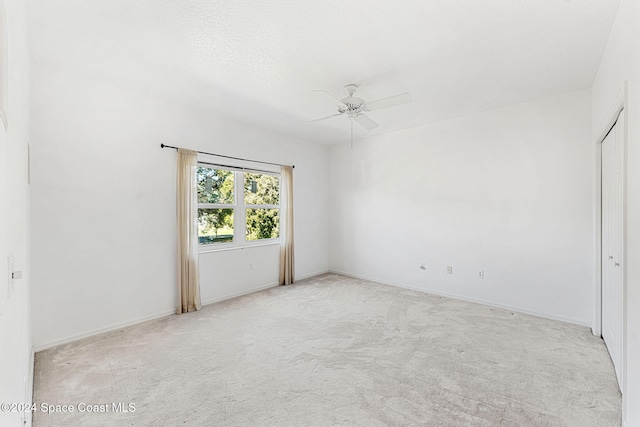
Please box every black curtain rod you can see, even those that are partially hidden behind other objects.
[160,144,294,169]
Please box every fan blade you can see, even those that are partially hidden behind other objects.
[312,90,346,105]
[305,113,342,125]
[354,114,379,130]
[364,92,412,111]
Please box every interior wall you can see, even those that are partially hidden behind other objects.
[329,89,593,325]
[30,65,329,350]
[591,0,640,423]
[0,0,32,426]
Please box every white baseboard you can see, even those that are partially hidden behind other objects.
[329,269,591,328]
[34,271,330,353]
[201,283,279,306]
[22,345,36,427]
[34,309,176,352]
[296,270,330,281]
[200,270,329,306]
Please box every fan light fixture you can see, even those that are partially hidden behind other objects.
[306,84,412,146]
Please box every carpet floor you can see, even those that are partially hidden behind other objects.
[33,273,621,426]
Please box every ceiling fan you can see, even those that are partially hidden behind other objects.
[306,84,412,132]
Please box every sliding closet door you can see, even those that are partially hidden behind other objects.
[601,114,624,389]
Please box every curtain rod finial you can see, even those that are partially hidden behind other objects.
[161,143,165,148]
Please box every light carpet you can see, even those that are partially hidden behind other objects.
[33,273,621,426]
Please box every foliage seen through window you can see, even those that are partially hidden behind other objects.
[197,167,280,246]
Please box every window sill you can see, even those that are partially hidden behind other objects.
[199,240,281,254]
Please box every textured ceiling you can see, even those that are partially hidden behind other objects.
[28,0,620,144]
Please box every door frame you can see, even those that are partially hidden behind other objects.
[592,81,628,391]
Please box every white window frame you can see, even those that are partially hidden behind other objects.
[198,164,281,253]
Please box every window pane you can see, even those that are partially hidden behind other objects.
[244,173,279,205]
[198,208,234,244]
[246,208,279,240]
[197,167,234,204]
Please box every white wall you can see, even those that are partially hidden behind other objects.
[30,65,329,349]
[0,0,32,426]
[329,89,593,325]
[591,0,640,423]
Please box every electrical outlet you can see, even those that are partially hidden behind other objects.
[447,266,453,274]
[477,270,485,279]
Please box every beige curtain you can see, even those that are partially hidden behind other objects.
[176,148,202,313]
[279,165,295,285]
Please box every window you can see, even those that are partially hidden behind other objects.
[197,167,235,245]
[197,165,280,248]
[244,172,280,241]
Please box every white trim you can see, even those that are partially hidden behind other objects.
[593,128,603,337]
[329,270,591,327]
[191,270,331,306]
[25,345,35,426]
[34,308,176,352]
[594,87,626,145]
[200,240,280,254]
[246,204,280,209]
[199,271,331,306]
[34,270,331,352]
[197,153,281,175]
[200,270,332,306]
[200,282,280,306]
[244,169,280,177]
[621,96,629,403]
[198,203,235,209]
[28,345,34,394]
[199,240,237,251]
[296,270,330,281]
